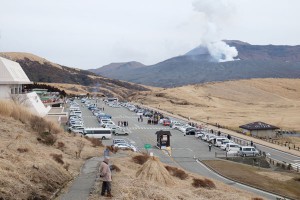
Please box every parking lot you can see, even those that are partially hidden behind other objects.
[65,98,292,199]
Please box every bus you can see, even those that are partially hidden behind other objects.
[83,128,112,140]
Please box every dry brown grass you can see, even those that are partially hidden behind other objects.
[89,153,259,200]
[50,153,64,165]
[111,164,121,172]
[85,137,103,147]
[17,148,29,153]
[131,78,300,131]
[0,100,102,199]
[132,153,150,165]
[251,198,264,200]
[165,165,189,180]
[203,160,300,199]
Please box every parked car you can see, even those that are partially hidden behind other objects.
[185,127,198,135]
[195,130,205,138]
[163,119,171,126]
[220,140,233,150]
[68,125,85,134]
[112,138,127,145]
[225,143,240,152]
[238,146,260,157]
[213,137,228,147]
[113,143,137,152]
[114,128,130,136]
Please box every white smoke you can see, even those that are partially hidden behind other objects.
[193,0,238,62]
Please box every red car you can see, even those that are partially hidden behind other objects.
[163,120,171,126]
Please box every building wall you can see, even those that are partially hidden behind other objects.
[250,129,276,138]
[0,84,23,99]
[0,85,11,99]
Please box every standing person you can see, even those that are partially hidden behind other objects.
[250,141,253,146]
[127,121,129,127]
[99,157,113,197]
[103,147,110,157]
[138,118,140,122]
[208,143,212,152]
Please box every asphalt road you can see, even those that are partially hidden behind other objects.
[71,99,294,200]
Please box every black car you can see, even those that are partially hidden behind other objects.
[185,128,197,135]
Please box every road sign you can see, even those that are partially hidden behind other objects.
[144,144,151,149]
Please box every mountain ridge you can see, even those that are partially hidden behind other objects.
[89,40,300,87]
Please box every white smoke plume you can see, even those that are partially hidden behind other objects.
[193,0,238,62]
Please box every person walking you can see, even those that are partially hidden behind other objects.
[208,143,212,152]
[138,118,140,122]
[99,157,113,197]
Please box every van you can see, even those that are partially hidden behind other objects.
[83,128,112,140]
[238,146,260,157]
[225,143,240,152]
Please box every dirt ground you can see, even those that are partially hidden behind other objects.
[203,160,300,200]
[130,78,300,132]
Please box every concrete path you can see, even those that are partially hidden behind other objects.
[59,157,102,200]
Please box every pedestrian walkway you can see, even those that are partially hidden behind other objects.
[59,157,102,200]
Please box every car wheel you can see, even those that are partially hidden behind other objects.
[243,154,246,157]
[125,133,128,136]
[102,136,105,140]
[115,133,118,136]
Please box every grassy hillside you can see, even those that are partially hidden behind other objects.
[0,52,149,99]
[0,100,100,199]
[130,78,300,131]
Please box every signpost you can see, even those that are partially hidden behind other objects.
[144,144,151,154]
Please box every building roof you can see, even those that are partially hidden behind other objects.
[0,57,32,84]
[239,121,279,131]
[155,130,172,136]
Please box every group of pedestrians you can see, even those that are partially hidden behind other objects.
[117,121,128,127]
[137,115,143,122]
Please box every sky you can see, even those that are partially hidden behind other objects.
[0,0,300,69]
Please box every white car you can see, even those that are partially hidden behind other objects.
[178,125,192,133]
[114,128,130,136]
[68,126,85,134]
[226,143,240,152]
[113,143,137,152]
[220,140,233,150]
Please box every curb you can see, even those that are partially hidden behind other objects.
[199,160,293,200]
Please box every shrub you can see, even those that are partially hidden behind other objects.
[111,164,121,172]
[86,138,103,147]
[252,198,264,200]
[37,132,57,146]
[132,154,150,165]
[165,166,188,180]
[64,163,70,171]
[50,153,64,165]
[57,141,65,150]
[106,145,118,154]
[192,178,216,189]
[17,148,29,153]
[293,177,300,182]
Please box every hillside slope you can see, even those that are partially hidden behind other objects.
[130,78,300,131]
[89,61,145,77]
[0,52,149,99]
[90,40,300,87]
[0,100,100,199]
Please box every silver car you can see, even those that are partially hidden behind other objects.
[238,146,260,157]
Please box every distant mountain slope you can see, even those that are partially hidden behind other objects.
[89,61,145,77]
[90,40,300,87]
[0,52,149,99]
